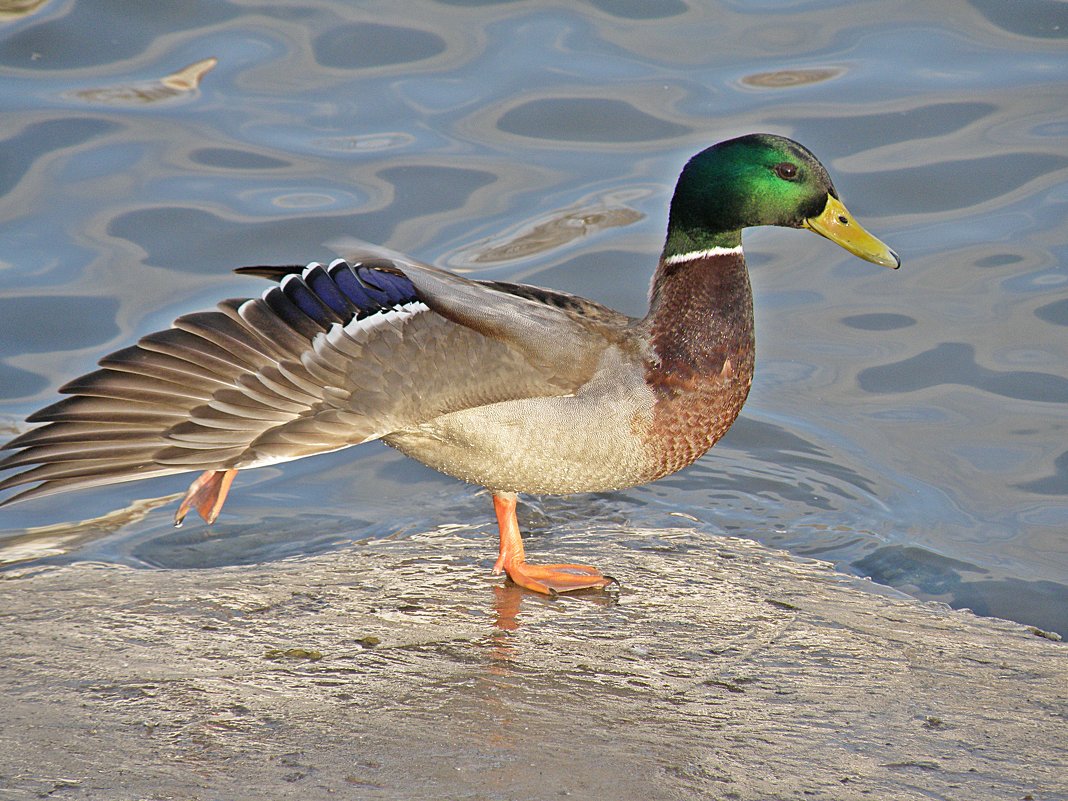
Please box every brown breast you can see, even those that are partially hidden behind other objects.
[640,251,756,479]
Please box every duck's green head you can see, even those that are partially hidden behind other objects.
[664,133,899,268]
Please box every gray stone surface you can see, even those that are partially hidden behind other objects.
[0,528,1065,800]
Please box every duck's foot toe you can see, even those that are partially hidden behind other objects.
[174,468,238,526]
[502,561,618,595]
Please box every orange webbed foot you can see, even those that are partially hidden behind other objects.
[491,491,618,596]
[500,560,616,596]
[174,468,238,526]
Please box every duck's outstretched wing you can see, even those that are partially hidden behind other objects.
[0,256,627,506]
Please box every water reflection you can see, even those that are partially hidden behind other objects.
[0,1,236,69]
[490,584,523,633]
[313,23,446,69]
[496,97,690,143]
[840,312,916,331]
[489,582,618,634]
[70,57,217,105]
[858,341,1068,402]
[457,189,646,266]
[0,0,47,22]
[190,148,291,171]
[740,67,844,88]
[967,0,1068,39]
[1015,451,1068,496]
[856,545,1068,634]
[0,118,121,199]
[0,493,180,566]
[1035,297,1068,326]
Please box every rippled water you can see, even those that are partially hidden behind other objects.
[0,0,1065,634]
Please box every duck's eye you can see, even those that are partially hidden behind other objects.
[774,162,798,180]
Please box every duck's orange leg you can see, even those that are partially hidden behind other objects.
[174,469,238,526]
[491,491,615,595]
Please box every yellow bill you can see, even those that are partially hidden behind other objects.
[803,195,900,269]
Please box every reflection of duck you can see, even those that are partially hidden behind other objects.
[0,134,898,594]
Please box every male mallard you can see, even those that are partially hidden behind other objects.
[0,134,898,594]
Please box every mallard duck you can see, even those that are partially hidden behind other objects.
[0,134,898,594]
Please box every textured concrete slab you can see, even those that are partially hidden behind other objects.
[0,528,1064,800]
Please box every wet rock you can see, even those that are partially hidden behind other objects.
[0,529,1063,800]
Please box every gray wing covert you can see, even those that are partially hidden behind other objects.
[0,257,613,505]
